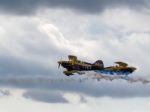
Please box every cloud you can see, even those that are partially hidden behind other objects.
[22,89,87,104]
[1,88,150,112]
[0,16,67,76]
[0,89,11,97]
[0,0,149,15]
[23,90,68,103]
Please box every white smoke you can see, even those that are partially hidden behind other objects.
[87,73,150,84]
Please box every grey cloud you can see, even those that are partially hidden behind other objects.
[0,44,67,76]
[0,89,11,97]
[0,0,149,15]
[23,90,68,103]
[0,54,52,75]
[22,89,87,103]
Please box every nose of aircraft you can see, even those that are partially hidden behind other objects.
[58,61,62,68]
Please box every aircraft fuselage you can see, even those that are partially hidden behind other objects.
[58,55,136,76]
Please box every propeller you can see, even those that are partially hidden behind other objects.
[58,62,60,68]
[58,58,62,68]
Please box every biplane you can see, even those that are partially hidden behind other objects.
[58,55,136,76]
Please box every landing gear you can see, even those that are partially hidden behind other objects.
[63,71,73,76]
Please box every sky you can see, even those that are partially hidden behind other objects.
[0,0,150,112]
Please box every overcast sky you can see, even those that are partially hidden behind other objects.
[0,0,150,112]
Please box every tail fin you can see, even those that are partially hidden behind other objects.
[93,60,104,69]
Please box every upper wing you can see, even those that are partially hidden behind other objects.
[115,61,128,67]
[68,55,77,61]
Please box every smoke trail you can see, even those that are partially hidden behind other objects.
[0,73,149,88]
[87,73,150,84]
[0,76,89,86]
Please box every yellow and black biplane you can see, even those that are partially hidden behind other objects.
[58,55,136,76]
